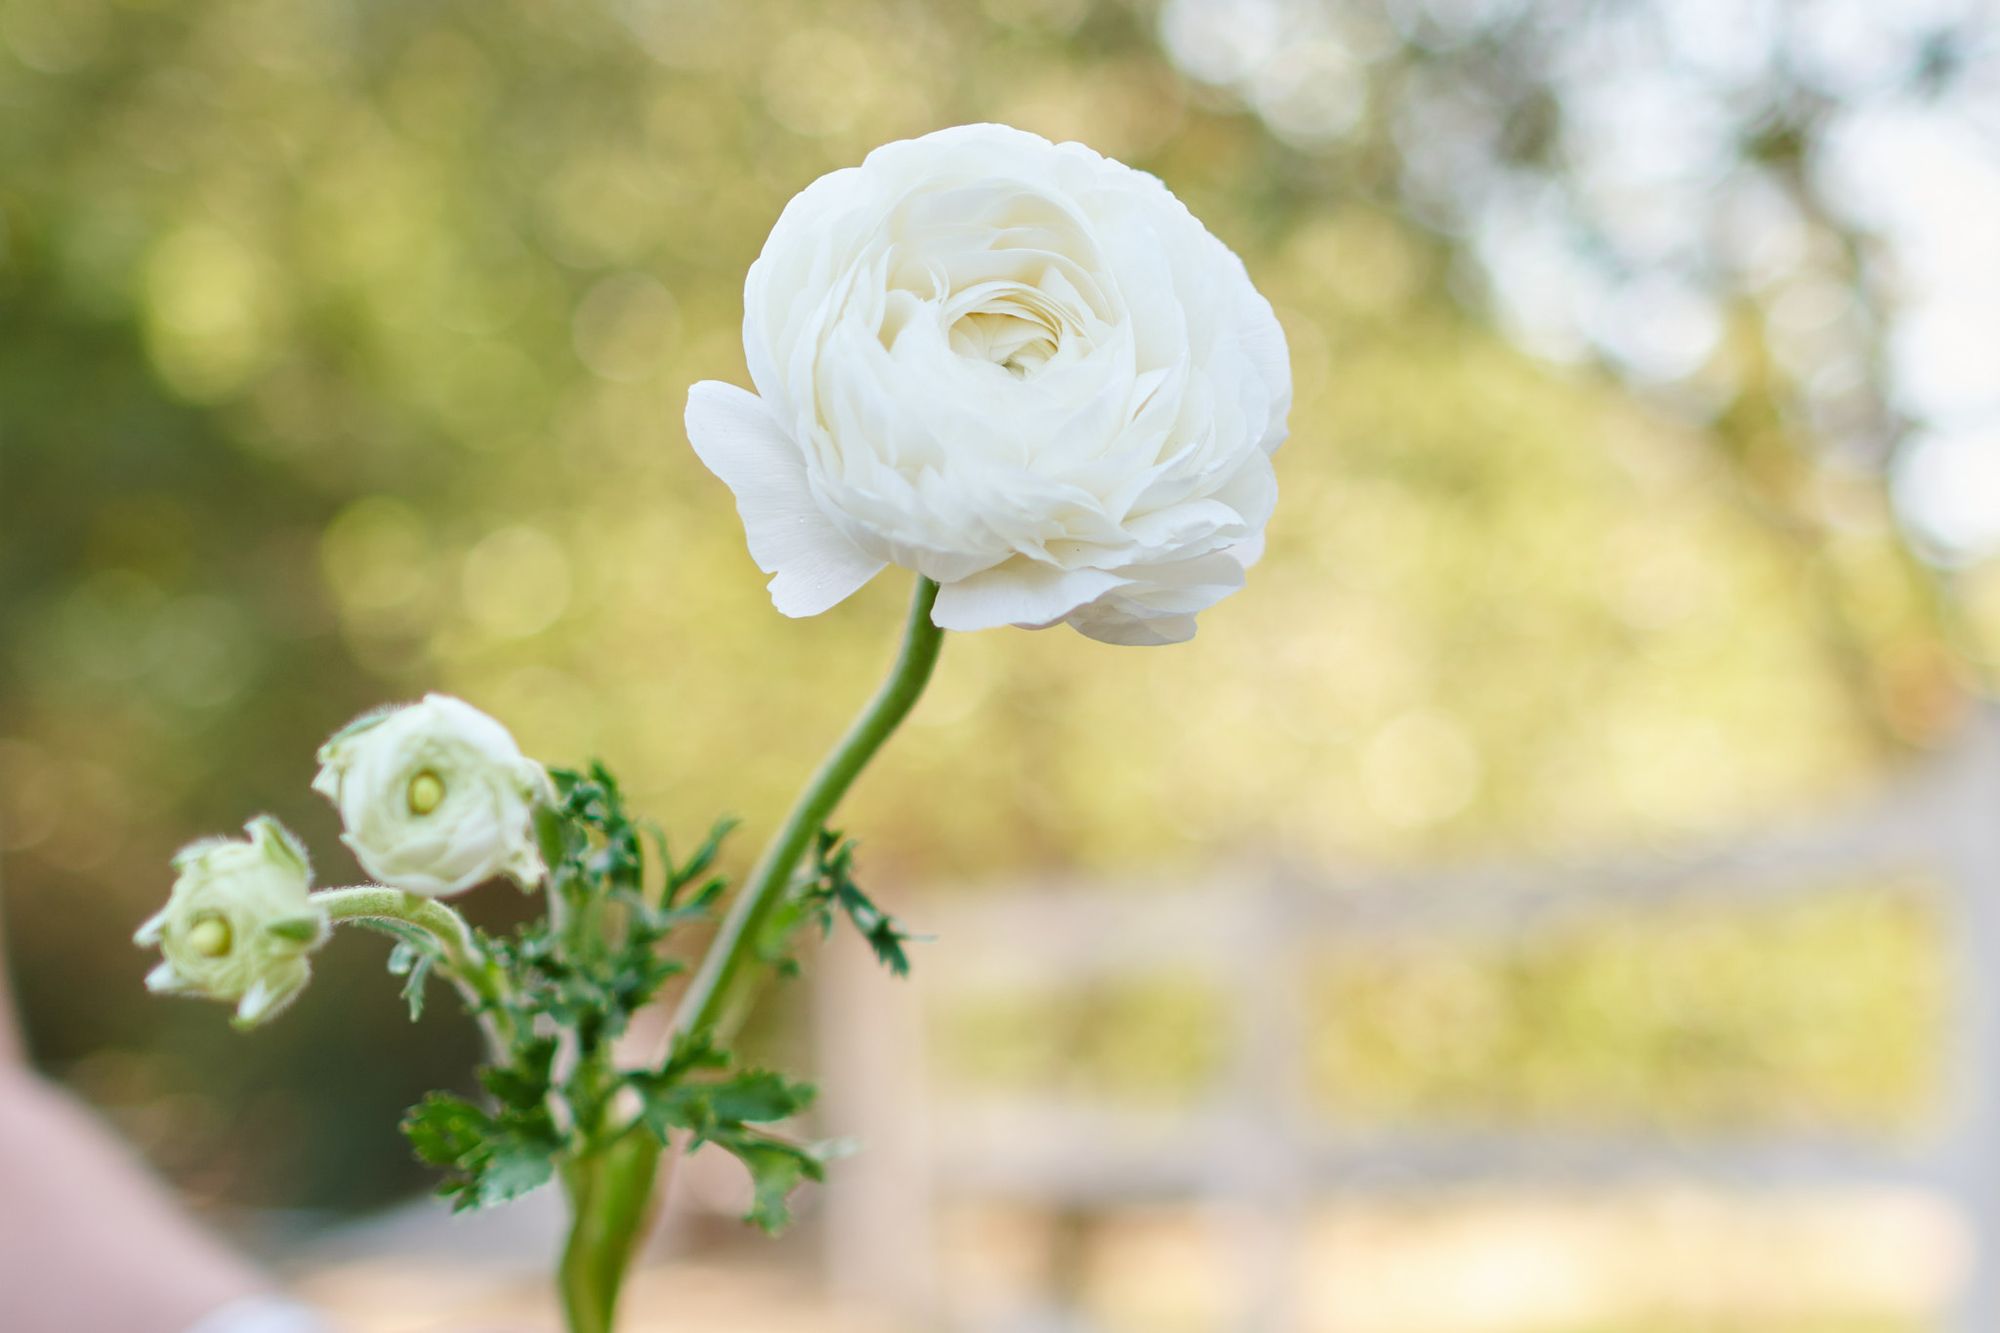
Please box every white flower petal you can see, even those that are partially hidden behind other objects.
[1069,609,1200,646]
[1236,280,1293,455]
[134,908,169,947]
[1060,549,1248,645]
[232,976,300,1029]
[685,380,885,617]
[146,961,189,993]
[931,561,1125,632]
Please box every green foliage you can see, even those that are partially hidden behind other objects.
[627,1032,829,1233]
[384,761,829,1232]
[354,918,445,1022]
[762,828,922,979]
[387,939,438,1022]
[484,765,725,1046]
[403,1036,563,1212]
[403,1097,558,1211]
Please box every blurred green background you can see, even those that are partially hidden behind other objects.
[2,0,1998,1328]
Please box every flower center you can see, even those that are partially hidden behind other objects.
[186,913,232,958]
[407,770,446,816]
[939,273,1086,379]
[950,309,1059,377]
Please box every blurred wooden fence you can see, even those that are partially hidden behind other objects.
[814,707,2000,1332]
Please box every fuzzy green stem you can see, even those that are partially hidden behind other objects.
[558,1132,663,1333]
[670,576,945,1045]
[313,885,515,1052]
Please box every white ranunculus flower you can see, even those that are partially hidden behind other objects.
[686,123,1290,646]
[313,694,552,897]
[136,816,328,1028]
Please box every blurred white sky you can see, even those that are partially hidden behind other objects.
[1158,0,2000,562]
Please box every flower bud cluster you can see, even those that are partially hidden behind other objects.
[137,696,549,1024]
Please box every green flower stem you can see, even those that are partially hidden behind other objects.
[313,885,516,1052]
[558,1131,663,1333]
[669,575,944,1047]
[550,575,943,1331]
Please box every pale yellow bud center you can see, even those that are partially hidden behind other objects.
[186,914,232,958]
[407,770,445,816]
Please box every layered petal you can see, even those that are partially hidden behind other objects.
[314,694,550,897]
[1062,548,1250,646]
[932,561,1125,632]
[698,123,1289,646]
[685,380,885,616]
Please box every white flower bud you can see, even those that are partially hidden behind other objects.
[135,816,328,1029]
[312,694,552,897]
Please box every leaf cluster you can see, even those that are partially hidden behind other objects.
[626,1033,832,1233]
[389,762,834,1232]
[403,1037,563,1211]
[479,764,733,1052]
[354,917,441,1021]
[762,828,923,979]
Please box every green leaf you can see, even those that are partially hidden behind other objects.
[627,1042,822,1231]
[381,928,444,1022]
[400,1090,563,1213]
[768,828,924,979]
[403,1092,491,1171]
[264,914,323,945]
[666,816,739,905]
[708,1070,817,1124]
[533,803,569,884]
[479,1036,558,1112]
[725,1135,827,1234]
[479,1139,557,1206]
[389,943,435,1021]
[661,1030,730,1080]
[834,879,924,978]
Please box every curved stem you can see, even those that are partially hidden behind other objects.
[669,576,944,1046]
[557,575,942,1329]
[313,885,515,1053]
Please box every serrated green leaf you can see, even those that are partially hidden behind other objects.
[634,1071,813,1135]
[713,1133,828,1234]
[707,1070,817,1124]
[766,827,923,979]
[477,1138,557,1207]
[401,1089,562,1213]
[666,816,739,904]
[661,1030,729,1079]
[403,1092,492,1170]
[479,1036,558,1111]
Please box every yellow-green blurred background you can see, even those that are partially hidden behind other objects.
[4,0,1999,1329]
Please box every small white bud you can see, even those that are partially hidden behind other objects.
[312,694,552,897]
[136,816,328,1029]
